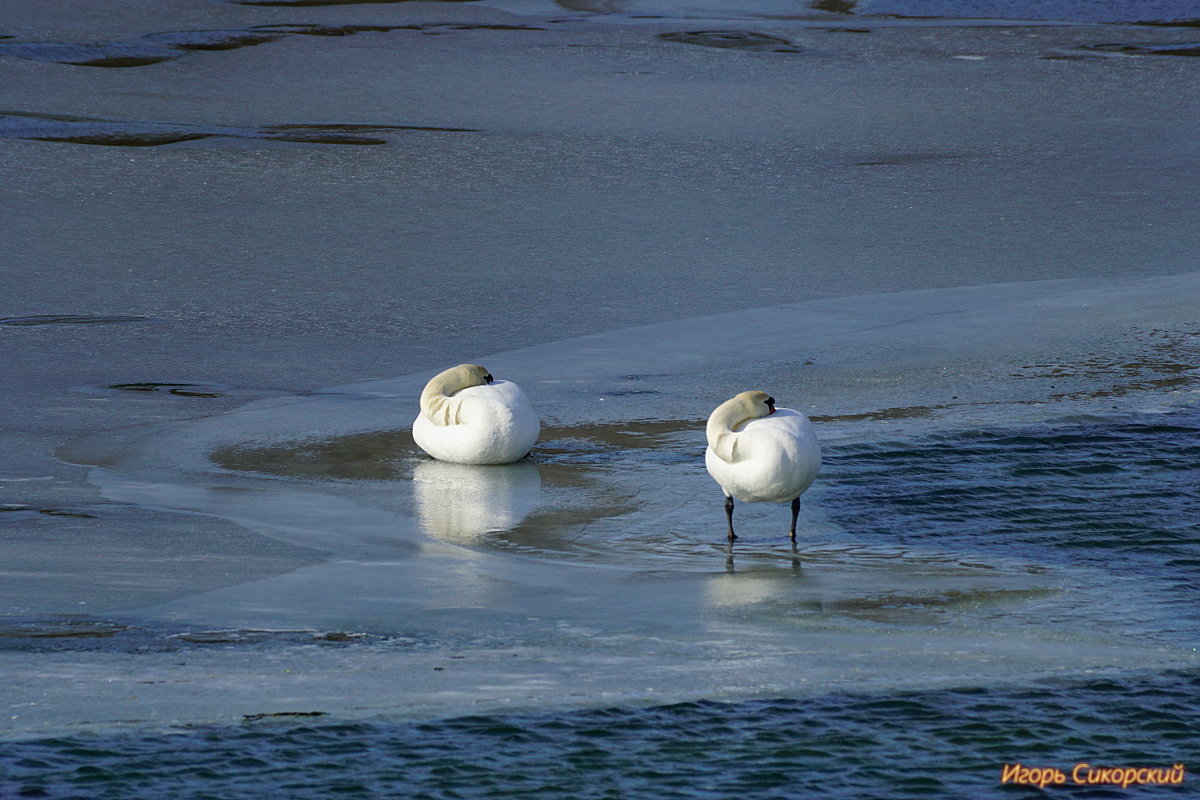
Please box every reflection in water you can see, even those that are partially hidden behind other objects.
[412,459,542,545]
[721,540,803,580]
[707,560,804,609]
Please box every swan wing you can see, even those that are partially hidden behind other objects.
[707,409,821,503]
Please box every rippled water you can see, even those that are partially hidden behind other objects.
[5,672,1197,799]
[826,414,1200,645]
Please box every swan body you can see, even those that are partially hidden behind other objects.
[705,390,821,540]
[413,364,539,465]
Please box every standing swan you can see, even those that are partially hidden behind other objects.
[413,364,540,465]
[705,390,821,542]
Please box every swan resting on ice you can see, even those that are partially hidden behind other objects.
[413,364,540,465]
[705,390,821,542]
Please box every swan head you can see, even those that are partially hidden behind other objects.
[722,390,775,425]
[419,363,496,425]
[425,364,492,396]
[455,363,494,388]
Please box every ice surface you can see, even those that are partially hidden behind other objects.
[19,273,1193,734]
[3,0,1199,735]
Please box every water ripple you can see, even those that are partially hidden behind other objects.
[5,672,1197,799]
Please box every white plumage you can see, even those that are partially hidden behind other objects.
[705,390,821,540]
[413,364,540,465]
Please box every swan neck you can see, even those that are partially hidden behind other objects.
[420,368,476,427]
[707,399,757,462]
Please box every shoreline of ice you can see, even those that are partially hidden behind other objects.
[6,271,1190,738]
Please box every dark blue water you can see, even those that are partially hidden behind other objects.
[3,673,1196,799]
[825,412,1200,645]
[830,418,1200,567]
[4,408,1197,799]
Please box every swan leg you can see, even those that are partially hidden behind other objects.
[788,497,800,540]
[724,495,737,542]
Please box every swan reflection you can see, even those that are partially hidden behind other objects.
[412,458,542,545]
[705,561,804,609]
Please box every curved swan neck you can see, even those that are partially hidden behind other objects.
[706,391,772,462]
[420,364,491,426]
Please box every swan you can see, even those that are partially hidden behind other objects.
[412,364,540,465]
[705,390,821,541]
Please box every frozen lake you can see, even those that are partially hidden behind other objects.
[2,0,1198,796]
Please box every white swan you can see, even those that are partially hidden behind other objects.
[412,364,540,465]
[705,390,821,541]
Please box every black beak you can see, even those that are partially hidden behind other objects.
[485,373,494,384]
[767,397,776,414]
